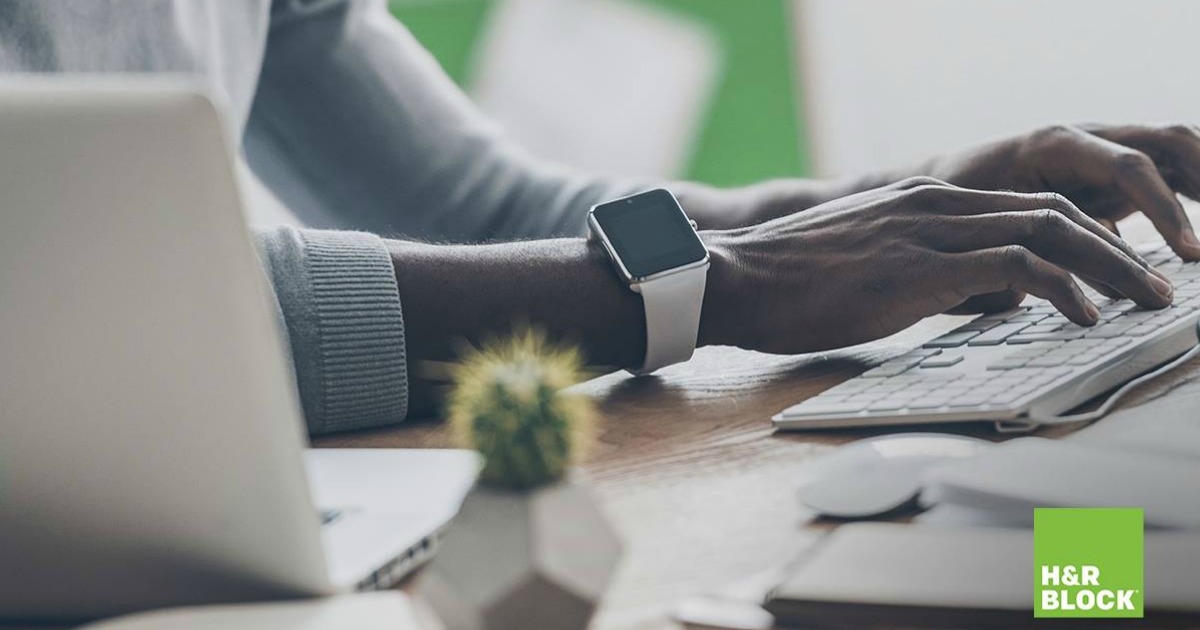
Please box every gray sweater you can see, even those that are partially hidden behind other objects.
[0,0,625,434]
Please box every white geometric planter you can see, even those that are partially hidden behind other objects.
[418,479,623,630]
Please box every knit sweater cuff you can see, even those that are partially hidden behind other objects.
[256,226,408,434]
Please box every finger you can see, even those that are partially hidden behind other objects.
[1080,278,1124,300]
[913,186,1152,270]
[1080,207,1161,298]
[1157,165,1200,202]
[1031,126,1200,259]
[949,246,1100,326]
[916,186,1178,289]
[1083,123,1200,203]
[928,210,1173,308]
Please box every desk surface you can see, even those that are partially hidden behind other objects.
[317,315,1200,630]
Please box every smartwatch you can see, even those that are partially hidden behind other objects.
[587,188,710,375]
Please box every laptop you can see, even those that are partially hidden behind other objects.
[0,80,480,621]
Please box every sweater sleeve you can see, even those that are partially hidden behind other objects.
[244,0,638,243]
[255,226,408,435]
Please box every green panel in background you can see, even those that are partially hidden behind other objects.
[389,1,494,84]
[390,0,809,185]
[644,0,809,184]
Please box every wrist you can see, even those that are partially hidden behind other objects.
[581,238,648,368]
[697,229,750,349]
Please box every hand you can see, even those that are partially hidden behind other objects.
[697,177,1175,354]
[925,123,1200,260]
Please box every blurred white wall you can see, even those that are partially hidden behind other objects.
[471,0,718,180]
[795,0,1200,178]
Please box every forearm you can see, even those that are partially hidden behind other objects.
[389,238,646,417]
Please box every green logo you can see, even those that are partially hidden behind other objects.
[1034,508,1144,618]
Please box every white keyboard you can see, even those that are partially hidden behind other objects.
[774,245,1200,431]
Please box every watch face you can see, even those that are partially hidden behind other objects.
[590,189,708,280]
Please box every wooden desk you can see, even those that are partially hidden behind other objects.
[14,334,1189,630]
[318,313,1200,630]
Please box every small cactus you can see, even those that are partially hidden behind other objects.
[448,329,594,491]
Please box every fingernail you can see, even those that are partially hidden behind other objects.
[1148,272,1174,298]
[1184,231,1200,260]
[1085,301,1101,323]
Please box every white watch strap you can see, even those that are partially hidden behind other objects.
[632,262,709,375]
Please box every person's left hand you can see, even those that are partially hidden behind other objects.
[924,123,1200,260]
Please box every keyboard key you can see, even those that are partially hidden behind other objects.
[1010,345,1052,356]
[1026,355,1066,367]
[987,359,1027,370]
[959,318,1002,332]
[924,330,981,348]
[1021,323,1063,335]
[880,353,926,367]
[827,380,875,393]
[860,367,902,378]
[1067,353,1098,366]
[783,401,865,417]
[1176,265,1200,279]
[1121,308,1161,323]
[1006,313,1049,325]
[1041,347,1079,360]
[920,355,964,368]
[1177,286,1200,297]
[1010,329,1085,343]
[1084,323,1136,339]
[1094,338,1132,353]
[1007,333,1059,344]
[948,394,992,407]
[978,306,1029,321]
[1149,312,1185,326]
[967,322,1032,346]
[868,399,908,412]
[1099,299,1138,314]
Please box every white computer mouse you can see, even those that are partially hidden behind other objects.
[797,433,991,519]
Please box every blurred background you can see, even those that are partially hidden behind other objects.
[388,0,1200,184]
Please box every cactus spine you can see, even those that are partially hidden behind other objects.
[449,329,593,490]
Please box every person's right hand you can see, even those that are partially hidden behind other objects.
[697,177,1176,354]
